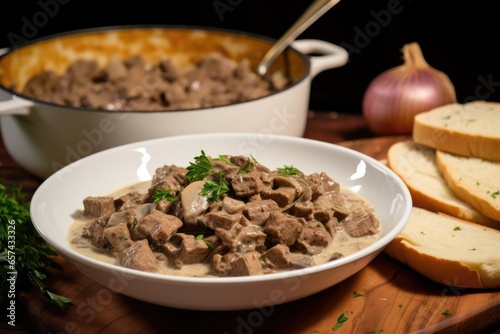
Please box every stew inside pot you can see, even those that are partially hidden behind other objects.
[22,52,289,111]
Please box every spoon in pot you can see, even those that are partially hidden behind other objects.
[257,0,341,77]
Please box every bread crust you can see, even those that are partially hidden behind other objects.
[436,150,500,221]
[385,237,485,288]
[413,101,500,162]
[384,207,500,289]
[387,141,498,228]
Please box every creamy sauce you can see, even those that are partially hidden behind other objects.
[69,182,380,277]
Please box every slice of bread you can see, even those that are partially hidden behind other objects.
[436,150,500,221]
[413,101,500,162]
[387,140,498,228]
[385,207,500,289]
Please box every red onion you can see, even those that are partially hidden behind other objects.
[362,42,456,135]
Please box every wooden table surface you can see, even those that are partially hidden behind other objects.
[1,111,499,334]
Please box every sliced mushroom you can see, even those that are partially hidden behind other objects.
[181,180,210,225]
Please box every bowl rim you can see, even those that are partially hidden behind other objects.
[0,24,311,114]
[31,133,413,285]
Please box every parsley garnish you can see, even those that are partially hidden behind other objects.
[453,226,461,231]
[277,165,301,177]
[186,150,213,182]
[152,189,176,203]
[240,156,257,174]
[333,313,349,331]
[0,183,72,311]
[200,171,230,202]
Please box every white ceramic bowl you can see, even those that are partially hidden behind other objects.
[30,133,412,311]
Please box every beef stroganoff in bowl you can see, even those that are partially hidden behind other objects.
[30,133,412,310]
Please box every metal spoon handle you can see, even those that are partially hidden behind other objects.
[257,0,341,76]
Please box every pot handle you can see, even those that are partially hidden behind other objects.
[0,95,34,115]
[292,39,348,78]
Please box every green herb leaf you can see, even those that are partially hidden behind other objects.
[442,309,452,316]
[186,150,213,182]
[276,165,301,177]
[0,183,72,311]
[353,291,365,298]
[200,171,230,202]
[152,189,176,203]
[333,313,349,331]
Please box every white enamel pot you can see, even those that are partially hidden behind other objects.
[0,26,348,179]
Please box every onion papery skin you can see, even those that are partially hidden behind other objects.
[362,43,456,135]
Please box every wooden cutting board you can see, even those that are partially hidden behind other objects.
[14,136,500,334]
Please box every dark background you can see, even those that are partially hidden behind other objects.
[1,0,499,113]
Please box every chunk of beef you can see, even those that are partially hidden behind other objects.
[261,187,296,207]
[118,239,158,272]
[293,221,332,255]
[166,233,212,269]
[203,211,242,230]
[341,209,380,237]
[66,59,100,82]
[261,244,293,270]
[83,196,115,218]
[324,217,341,238]
[152,165,188,186]
[106,208,135,228]
[288,254,316,269]
[213,251,263,277]
[81,216,108,248]
[210,158,241,180]
[263,212,304,247]
[222,196,246,214]
[313,193,347,222]
[262,244,316,271]
[102,56,127,82]
[197,52,237,81]
[307,172,340,199]
[231,171,264,197]
[114,191,148,211]
[329,252,344,261]
[215,221,267,253]
[230,252,263,276]
[135,210,183,244]
[244,199,280,226]
[103,223,134,254]
[293,200,314,221]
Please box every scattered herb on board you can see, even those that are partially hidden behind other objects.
[332,313,349,331]
[442,309,452,316]
[353,291,365,298]
[0,183,72,311]
[369,330,384,334]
